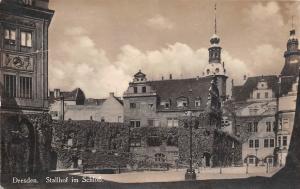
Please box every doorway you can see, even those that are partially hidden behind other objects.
[203,152,211,167]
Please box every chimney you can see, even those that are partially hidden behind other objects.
[54,88,60,98]
[109,92,114,97]
[169,74,172,80]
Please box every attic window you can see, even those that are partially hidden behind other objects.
[177,98,188,108]
[133,87,138,93]
[160,101,170,109]
[206,69,210,75]
[195,99,201,107]
[142,86,146,93]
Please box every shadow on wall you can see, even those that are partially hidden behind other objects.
[274,69,300,179]
[0,82,54,182]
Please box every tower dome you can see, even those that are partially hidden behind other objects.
[210,34,220,46]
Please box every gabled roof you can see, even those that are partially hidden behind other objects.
[49,88,85,105]
[232,75,278,102]
[148,77,213,111]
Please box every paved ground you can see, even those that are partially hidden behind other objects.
[71,166,281,183]
[1,166,299,189]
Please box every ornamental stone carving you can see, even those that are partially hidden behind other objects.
[3,53,34,71]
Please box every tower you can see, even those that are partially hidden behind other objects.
[284,29,300,65]
[281,18,300,77]
[203,3,227,101]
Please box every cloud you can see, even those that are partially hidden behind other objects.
[249,44,283,76]
[243,1,285,45]
[49,28,252,98]
[49,27,131,98]
[146,14,174,30]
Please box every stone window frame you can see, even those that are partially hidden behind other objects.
[167,118,179,127]
[130,120,140,128]
[266,122,272,132]
[4,28,17,45]
[282,136,288,146]
[20,30,33,48]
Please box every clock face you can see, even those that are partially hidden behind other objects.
[13,57,24,68]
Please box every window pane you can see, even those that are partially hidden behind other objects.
[4,29,9,39]
[27,33,32,47]
[21,32,26,46]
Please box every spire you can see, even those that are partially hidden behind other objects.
[214,3,217,34]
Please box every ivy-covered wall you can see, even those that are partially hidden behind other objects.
[1,113,53,179]
[51,120,130,169]
[52,119,242,170]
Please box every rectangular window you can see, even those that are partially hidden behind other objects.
[265,92,269,98]
[4,74,16,97]
[249,140,254,148]
[148,119,154,127]
[195,100,201,107]
[142,86,146,93]
[21,31,32,47]
[130,120,140,128]
[255,139,259,148]
[154,120,160,127]
[133,87,138,93]
[167,118,173,127]
[266,122,271,132]
[167,118,178,127]
[264,139,269,148]
[283,136,288,146]
[130,137,141,147]
[253,122,258,132]
[4,29,16,45]
[270,139,275,147]
[256,93,260,99]
[130,103,136,109]
[20,76,32,99]
[278,136,282,147]
[248,122,252,132]
[283,118,289,130]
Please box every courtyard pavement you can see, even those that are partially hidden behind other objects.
[70,166,281,183]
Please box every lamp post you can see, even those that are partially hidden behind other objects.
[232,141,235,167]
[183,111,199,181]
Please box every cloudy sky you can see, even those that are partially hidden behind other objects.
[48,0,300,98]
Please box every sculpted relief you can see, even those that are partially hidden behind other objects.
[3,53,34,71]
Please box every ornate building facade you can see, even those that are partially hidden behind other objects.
[0,0,54,178]
[232,28,300,167]
[122,23,239,167]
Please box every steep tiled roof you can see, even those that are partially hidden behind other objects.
[49,88,85,104]
[232,75,278,102]
[148,77,213,111]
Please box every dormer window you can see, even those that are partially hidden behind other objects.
[160,101,169,109]
[195,100,201,107]
[177,97,188,108]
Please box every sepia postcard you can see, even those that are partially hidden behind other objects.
[0,0,300,188]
